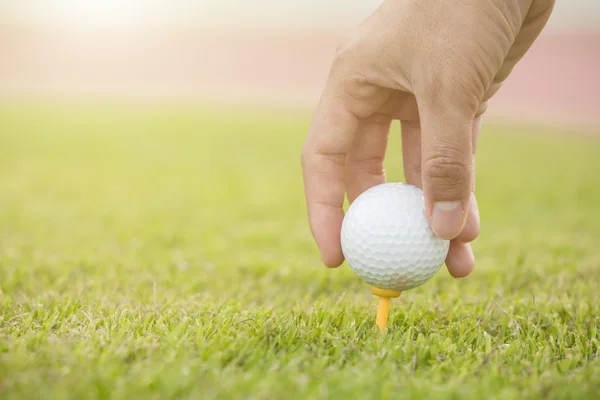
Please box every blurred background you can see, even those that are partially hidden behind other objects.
[0,0,599,129]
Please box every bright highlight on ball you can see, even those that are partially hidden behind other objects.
[341,183,450,332]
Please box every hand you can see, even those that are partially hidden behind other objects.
[301,0,554,277]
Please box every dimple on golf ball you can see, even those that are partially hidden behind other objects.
[341,183,450,291]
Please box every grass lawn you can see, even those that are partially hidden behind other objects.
[0,102,599,399]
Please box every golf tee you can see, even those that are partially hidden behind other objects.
[370,287,402,332]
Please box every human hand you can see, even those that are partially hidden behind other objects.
[301,0,554,276]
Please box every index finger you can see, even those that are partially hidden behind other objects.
[301,96,359,268]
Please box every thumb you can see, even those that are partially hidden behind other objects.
[418,90,476,240]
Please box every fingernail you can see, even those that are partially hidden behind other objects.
[432,201,464,239]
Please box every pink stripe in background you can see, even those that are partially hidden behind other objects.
[0,25,598,130]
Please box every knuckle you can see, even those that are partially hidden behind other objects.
[333,29,363,62]
[300,144,313,168]
[331,35,361,73]
[347,156,385,177]
[301,146,346,171]
[403,160,422,183]
[417,58,486,114]
[328,32,387,120]
[424,151,471,190]
[407,160,422,176]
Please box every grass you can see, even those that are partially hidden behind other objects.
[0,101,599,399]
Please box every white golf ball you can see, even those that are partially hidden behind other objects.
[341,183,450,291]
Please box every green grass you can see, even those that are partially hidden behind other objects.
[0,102,599,399]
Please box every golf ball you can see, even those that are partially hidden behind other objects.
[341,183,450,291]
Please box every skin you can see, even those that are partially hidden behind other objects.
[301,0,555,277]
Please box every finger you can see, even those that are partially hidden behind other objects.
[402,118,480,240]
[419,94,474,240]
[344,117,391,203]
[302,97,359,268]
[402,119,476,275]
[402,118,478,240]
[400,120,422,187]
[445,241,475,278]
